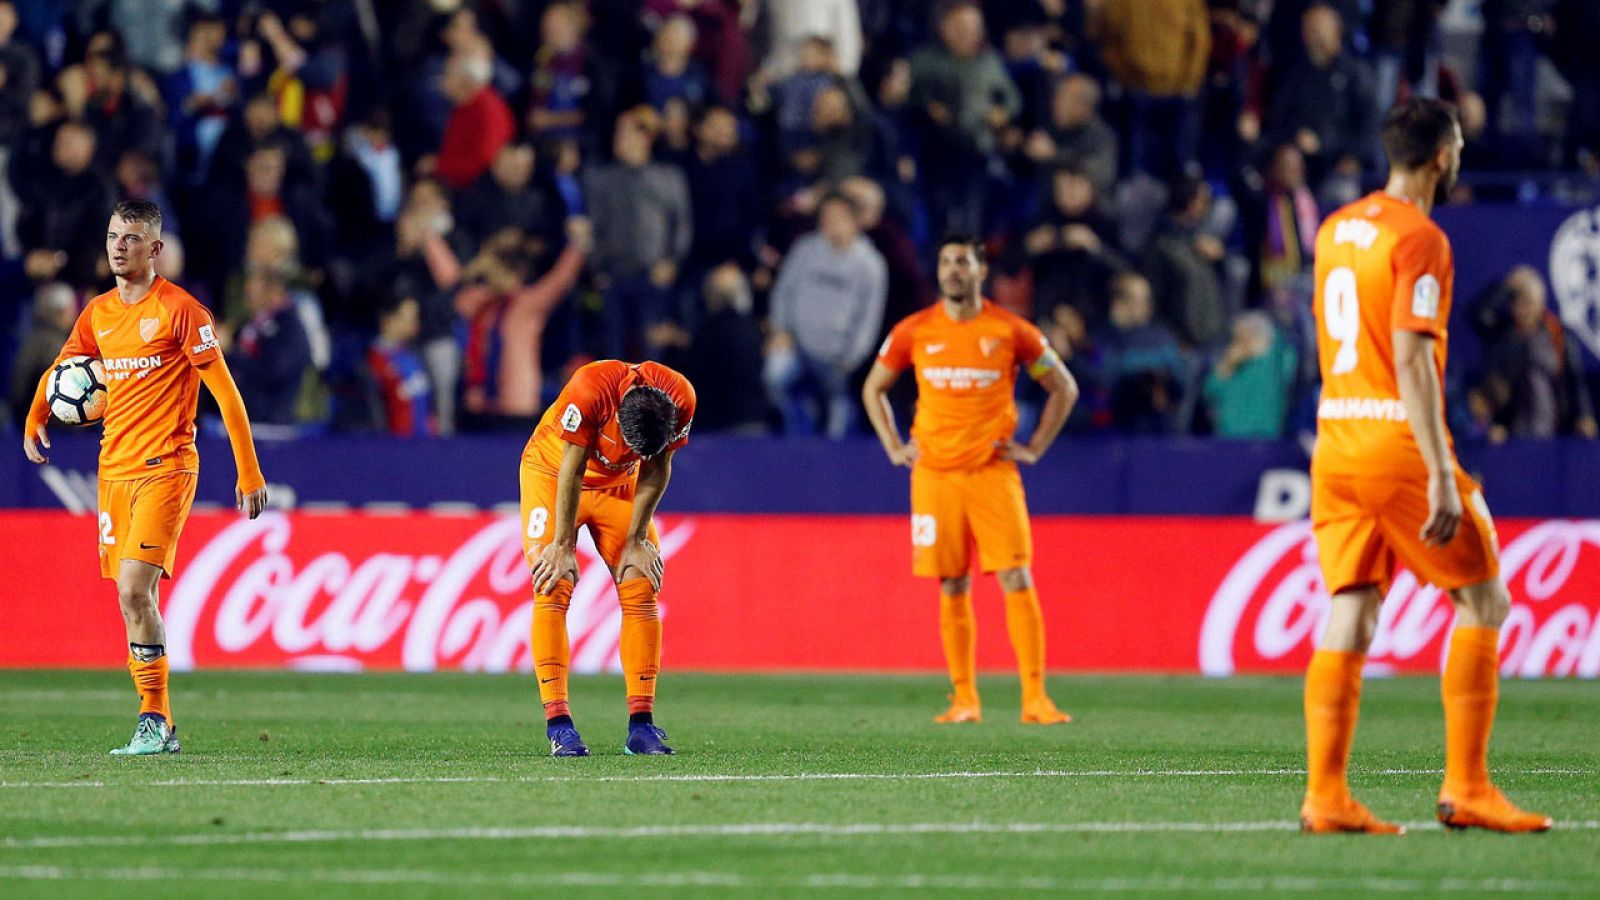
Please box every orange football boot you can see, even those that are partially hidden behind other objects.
[1437,786,1553,833]
[933,694,982,724]
[1020,696,1072,725]
[1300,796,1406,835]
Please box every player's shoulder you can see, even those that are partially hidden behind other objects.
[889,304,941,334]
[153,278,209,315]
[638,360,695,402]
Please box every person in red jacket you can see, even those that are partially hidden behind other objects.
[435,54,514,191]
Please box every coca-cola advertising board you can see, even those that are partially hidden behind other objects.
[3,512,1597,677]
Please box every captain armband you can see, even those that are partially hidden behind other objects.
[1027,347,1064,380]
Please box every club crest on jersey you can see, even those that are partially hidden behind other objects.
[561,403,583,433]
[979,336,1002,357]
[139,317,160,343]
[1412,274,1441,319]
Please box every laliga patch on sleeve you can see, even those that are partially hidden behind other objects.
[561,403,583,433]
[1411,274,1441,319]
[191,323,220,355]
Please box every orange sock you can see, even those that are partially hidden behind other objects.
[938,589,978,704]
[1003,588,1047,704]
[532,579,575,710]
[1442,626,1500,795]
[127,647,171,726]
[1304,649,1364,802]
[617,578,661,712]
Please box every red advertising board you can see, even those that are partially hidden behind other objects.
[2,512,1597,676]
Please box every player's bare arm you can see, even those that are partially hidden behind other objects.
[1000,356,1078,465]
[531,440,589,593]
[1393,328,1461,546]
[862,361,917,466]
[196,357,269,519]
[20,412,50,464]
[618,450,674,589]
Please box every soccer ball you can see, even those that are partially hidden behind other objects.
[48,356,109,425]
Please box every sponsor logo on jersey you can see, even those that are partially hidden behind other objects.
[191,323,220,355]
[561,403,583,433]
[924,343,946,354]
[139,317,161,343]
[920,366,1003,390]
[1316,396,1408,422]
[1411,274,1441,318]
[102,355,165,380]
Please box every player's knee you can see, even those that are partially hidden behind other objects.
[940,575,971,596]
[117,584,158,620]
[996,567,1032,592]
[535,579,574,611]
[1453,579,1510,628]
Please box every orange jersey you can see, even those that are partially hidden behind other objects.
[522,360,697,490]
[878,300,1053,471]
[1311,192,1454,479]
[55,278,225,481]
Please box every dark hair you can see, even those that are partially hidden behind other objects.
[1166,173,1209,214]
[113,198,163,232]
[937,233,986,265]
[618,385,678,457]
[1381,98,1459,171]
[817,189,857,217]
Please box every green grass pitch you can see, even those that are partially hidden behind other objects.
[2,670,1597,898]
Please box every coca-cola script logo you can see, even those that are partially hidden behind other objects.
[162,513,694,672]
[1199,520,1600,676]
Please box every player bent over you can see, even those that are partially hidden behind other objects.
[521,360,695,756]
[863,234,1079,724]
[1301,99,1549,834]
[20,199,267,756]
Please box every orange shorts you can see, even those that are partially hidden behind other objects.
[1311,466,1500,596]
[96,471,198,580]
[910,461,1032,579]
[519,466,660,578]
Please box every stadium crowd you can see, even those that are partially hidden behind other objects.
[2,0,1597,441]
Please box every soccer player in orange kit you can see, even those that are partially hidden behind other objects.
[522,360,695,756]
[1300,99,1551,834]
[862,234,1079,725]
[20,199,268,756]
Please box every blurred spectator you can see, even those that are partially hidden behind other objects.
[686,105,761,271]
[227,265,314,427]
[654,263,769,434]
[0,0,42,149]
[756,0,863,79]
[1096,271,1188,433]
[765,191,886,438]
[1267,4,1378,191]
[455,142,563,252]
[1552,0,1600,171]
[584,107,692,358]
[644,15,710,111]
[1023,73,1119,201]
[1242,143,1319,304]
[909,1,1021,232]
[113,149,176,234]
[16,120,110,289]
[1473,266,1598,440]
[761,35,843,157]
[435,54,514,191]
[253,10,349,165]
[1143,174,1226,350]
[1478,0,1551,164]
[1202,310,1297,437]
[1370,0,1443,107]
[164,12,236,187]
[367,297,434,438]
[8,281,73,424]
[327,110,403,255]
[87,0,209,77]
[527,1,613,145]
[455,220,589,423]
[839,175,930,328]
[1001,19,1068,135]
[1094,0,1210,179]
[208,91,315,191]
[807,82,875,182]
[206,145,329,293]
[1024,166,1125,328]
[77,35,163,173]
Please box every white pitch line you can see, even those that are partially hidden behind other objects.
[1,767,1592,790]
[0,865,1585,894]
[5,819,1600,850]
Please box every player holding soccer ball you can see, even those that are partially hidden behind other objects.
[522,360,694,756]
[862,235,1079,725]
[1299,99,1549,834]
[19,199,267,756]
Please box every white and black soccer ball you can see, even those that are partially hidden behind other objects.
[47,355,109,425]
